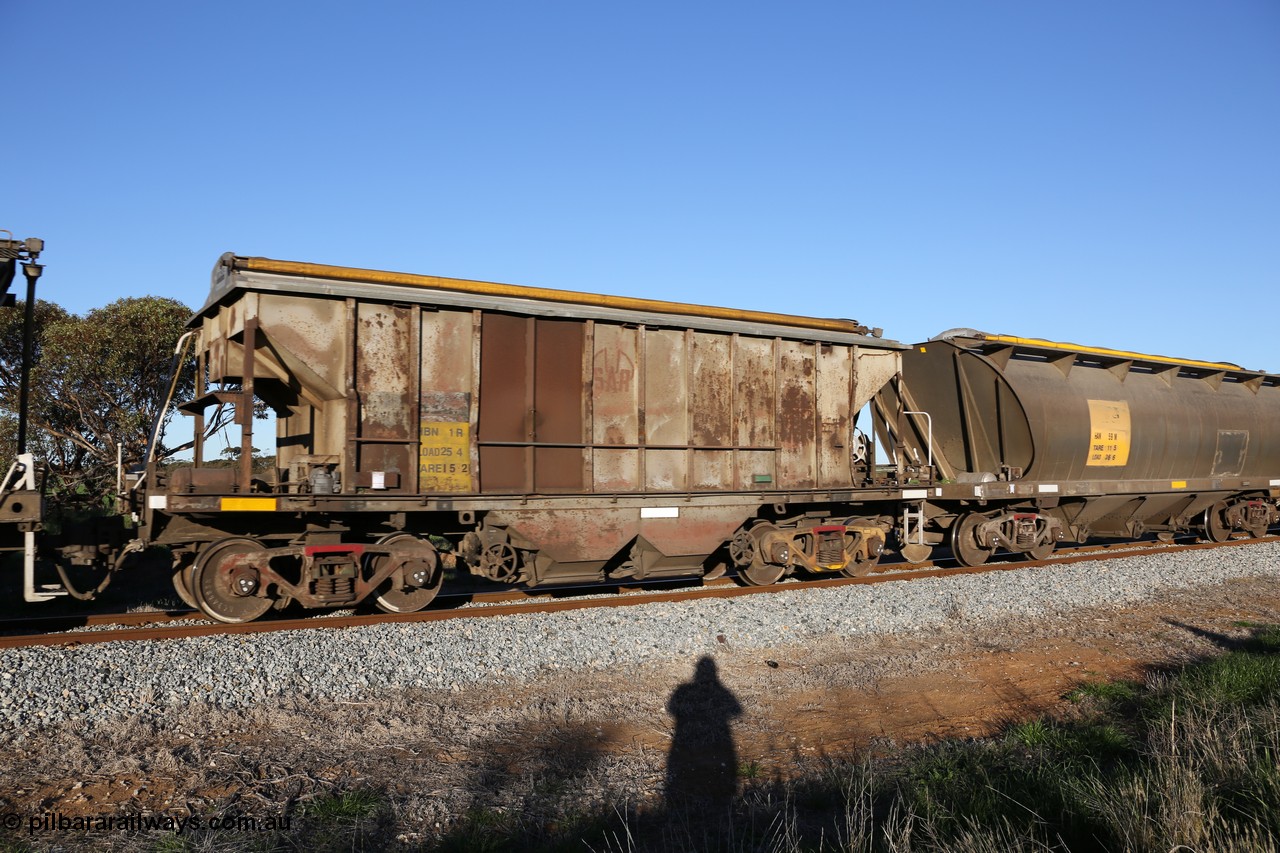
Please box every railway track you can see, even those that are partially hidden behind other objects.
[2,535,1275,650]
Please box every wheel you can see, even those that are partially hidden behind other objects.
[171,558,199,610]
[839,519,882,578]
[738,523,786,586]
[839,550,880,578]
[952,513,994,567]
[371,532,442,613]
[192,538,273,624]
[741,559,786,586]
[1026,539,1055,561]
[1203,502,1232,543]
[1023,517,1057,561]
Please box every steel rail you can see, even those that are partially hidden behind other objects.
[0,538,1163,637]
[1,535,1274,650]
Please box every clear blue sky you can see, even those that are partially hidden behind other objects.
[7,1,1280,370]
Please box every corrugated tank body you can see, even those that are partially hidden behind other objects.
[899,331,1280,485]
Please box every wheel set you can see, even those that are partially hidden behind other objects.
[729,519,888,586]
[174,533,444,624]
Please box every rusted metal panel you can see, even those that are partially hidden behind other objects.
[205,314,227,382]
[592,448,639,492]
[224,293,249,340]
[420,309,477,493]
[532,318,585,491]
[317,393,347,459]
[645,449,687,492]
[355,302,409,427]
[239,319,259,489]
[853,348,901,413]
[342,299,358,493]
[409,306,423,493]
[733,336,779,489]
[642,329,689,490]
[644,329,688,446]
[253,294,348,401]
[478,313,531,443]
[479,446,526,493]
[582,321,595,489]
[777,340,817,489]
[478,313,531,492]
[816,344,853,488]
[534,447,585,491]
[353,303,412,484]
[692,450,734,490]
[475,315,587,493]
[736,450,777,490]
[533,319,585,444]
[591,323,639,446]
[691,332,732,447]
[491,504,748,575]
[491,508,636,563]
[205,294,353,479]
[734,336,776,447]
[638,506,749,557]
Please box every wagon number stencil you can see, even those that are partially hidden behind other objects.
[420,421,472,491]
[1086,399,1131,467]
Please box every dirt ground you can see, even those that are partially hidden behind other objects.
[3,572,1280,849]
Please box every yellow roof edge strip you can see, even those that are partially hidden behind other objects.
[236,256,864,336]
[980,333,1246,373]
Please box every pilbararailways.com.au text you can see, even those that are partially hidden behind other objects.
[6,811,290,835]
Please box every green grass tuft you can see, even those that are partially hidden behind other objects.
[301,788,385,823]
[1069,678,1141,704]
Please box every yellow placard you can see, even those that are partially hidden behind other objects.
[220,497,278,512]
[420,421,471,492]
[1086,400,1131,467]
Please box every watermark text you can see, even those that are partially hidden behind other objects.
[3,811,290,836]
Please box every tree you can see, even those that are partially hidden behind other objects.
[0,296,193,502]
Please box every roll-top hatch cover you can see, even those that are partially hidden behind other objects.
[929,329,1276,383]
[203,253,904,349]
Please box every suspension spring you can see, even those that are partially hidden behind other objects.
[816,532,845,566]
[315,577,354,598]
[1015,520,1037,548]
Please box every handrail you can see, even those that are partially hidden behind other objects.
[903,410,933,474]
[139,330,198,477]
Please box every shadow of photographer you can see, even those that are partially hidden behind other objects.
[664,655,743,817]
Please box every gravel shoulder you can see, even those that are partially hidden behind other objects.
[2,541,1279,849]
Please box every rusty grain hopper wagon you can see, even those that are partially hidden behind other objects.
[873,330,1280,565]
[147,255,912,622]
